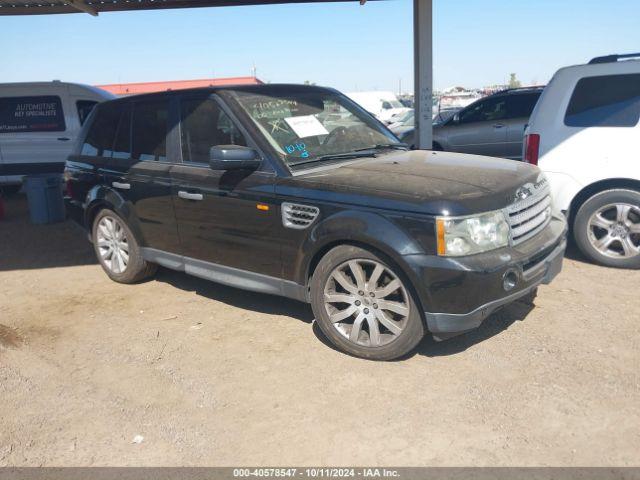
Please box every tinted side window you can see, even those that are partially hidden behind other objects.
[505,92,541,119]
[565,74,640,127]
[77,100,98,126]
[81,103,119,157]
[180,97,247,164]
[458,97,507,124]
[0,95,66,133]
[112,105,132,159]
[131,100,169,162]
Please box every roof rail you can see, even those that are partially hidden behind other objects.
[589,53,640,64]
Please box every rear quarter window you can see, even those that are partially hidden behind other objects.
[564,74,640,127]
[77,100,99,126]
[81,103,120,157]
[0,95,66,133]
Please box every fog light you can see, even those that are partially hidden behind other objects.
[503,270,519,291]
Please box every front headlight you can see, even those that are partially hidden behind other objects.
[436,210,510,256]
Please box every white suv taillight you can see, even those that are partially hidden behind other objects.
[524,134,540,166]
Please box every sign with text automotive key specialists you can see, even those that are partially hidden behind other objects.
[0,95,65,133]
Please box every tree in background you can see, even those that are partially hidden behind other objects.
[508,73,522,89]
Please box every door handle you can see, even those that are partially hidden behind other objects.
[178,190,203,201]
[57,137,71,141]
[493,124,505,129]
[112,181,131,190]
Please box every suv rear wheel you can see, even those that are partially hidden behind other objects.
[310,245,425,360]
[574,189,640,269]
[92,209,157,283]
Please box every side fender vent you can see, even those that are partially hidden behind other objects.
[281,202,320,230]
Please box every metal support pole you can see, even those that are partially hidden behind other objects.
[414,0,433,149]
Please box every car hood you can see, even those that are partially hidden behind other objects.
[279,150,543,216]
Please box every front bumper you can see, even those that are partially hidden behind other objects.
[403,215,567,340]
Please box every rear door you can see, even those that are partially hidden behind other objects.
[0,85,74,177]
[444,96,508,158]
[101,97,181,254]
[170,94,280,277]
[504,92,541,160]
[70,101,121,202]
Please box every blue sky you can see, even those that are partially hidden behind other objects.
[2,0,640,92]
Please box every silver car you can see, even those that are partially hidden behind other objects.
[399,87,543,160]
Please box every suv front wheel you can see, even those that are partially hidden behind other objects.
[574,189,640,269]
[92,209,157,283]
[310,245,425,360]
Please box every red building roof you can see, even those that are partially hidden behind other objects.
[96,76,263,96]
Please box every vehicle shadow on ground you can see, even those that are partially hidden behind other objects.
[311,300,534,360]
[563,240,591,264]
[154,268,315,323]
[413,301,534,358]
[0,194,97,272]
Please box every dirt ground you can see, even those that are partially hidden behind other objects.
[0,193,638,467]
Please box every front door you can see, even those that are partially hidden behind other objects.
[445,96,508,158]
[171,95,280,278]
[101,98,181,254]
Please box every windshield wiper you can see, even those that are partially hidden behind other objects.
[353,143,409,152]
[289,151,374,168]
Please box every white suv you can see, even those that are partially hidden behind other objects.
[524,53,640,269]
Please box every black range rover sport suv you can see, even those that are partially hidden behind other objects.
[65,84,567,360]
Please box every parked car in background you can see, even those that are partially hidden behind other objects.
[0,81,114,194]
[398,96,414,108]
[433,87,543,159]
[345,91,411,124]
[525,53,640,268]
[399,87,543,156]
[64,84,566,360]
[389,110,414,144]
[388,109,413,130]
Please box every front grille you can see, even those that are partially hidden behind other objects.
[506,182,552,245]
[281,202,320,230]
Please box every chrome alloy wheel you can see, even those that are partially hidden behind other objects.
[323,259,410,347]
[96,216,130,274]
[588,203,640,259]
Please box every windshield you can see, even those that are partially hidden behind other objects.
[232,90,399,167]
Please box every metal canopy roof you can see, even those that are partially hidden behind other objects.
[0,0,366,16]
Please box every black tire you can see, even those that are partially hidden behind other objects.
[1,185,21,196]
[573,189,640,269]
[92,209,157,283]
[310,245,425,361]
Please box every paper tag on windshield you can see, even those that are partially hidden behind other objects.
[284,115,329,138]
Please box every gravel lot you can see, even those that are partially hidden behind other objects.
[0,193,639,466]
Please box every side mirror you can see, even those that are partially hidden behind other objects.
[451,113,460,124]
[209,145,260,171]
